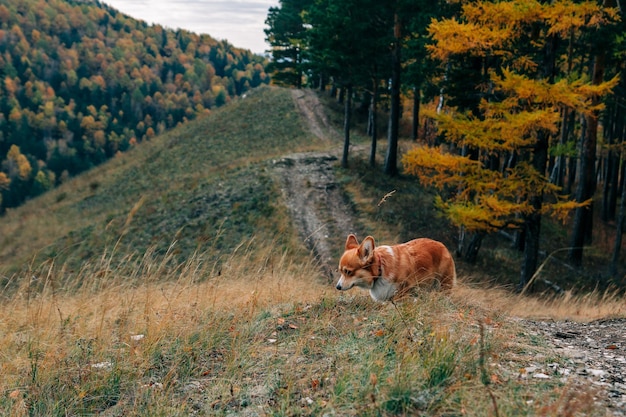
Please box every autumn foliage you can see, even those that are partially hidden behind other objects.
[401,0,620,281]
[0,0,269,212]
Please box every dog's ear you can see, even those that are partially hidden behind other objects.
[358,236,376,264]
[345,234,359,250]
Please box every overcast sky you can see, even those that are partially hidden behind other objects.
[103,0,279,54]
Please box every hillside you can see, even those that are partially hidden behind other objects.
[0,0,268,213]
[0,86,328,287]
[0,86,625,416]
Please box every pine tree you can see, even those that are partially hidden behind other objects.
[264,0,312,88]
[305,0,392,167]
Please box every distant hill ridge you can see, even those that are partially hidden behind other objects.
[0,0,269,213]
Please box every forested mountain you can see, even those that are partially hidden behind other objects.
[265,0,626,286]
[0,0,269,212]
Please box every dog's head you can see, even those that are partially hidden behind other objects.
[336,234,377,291]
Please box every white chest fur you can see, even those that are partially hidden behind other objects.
[369,277,398,302]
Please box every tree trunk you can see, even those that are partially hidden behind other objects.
[384,11,401,177]
[610,157,626,276]
[369,79,378,167]
[518,31,556,290]
[456,226,465,259]
[519,131,549,290]
[551,107,571,188]
[412,86,420,142]
[513,227,525,252]
[604,102,623,220]
[464,232,484,264]
[553,28,575,191]
[569,53,605,265]
[318,73,326,92]
[341,85,352,168]
[602,145,618,221]
[565,141,577,195]
[337,86,345,104]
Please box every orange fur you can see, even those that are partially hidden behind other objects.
[336,234,456,302]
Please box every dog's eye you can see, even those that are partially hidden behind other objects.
[343,269,352,276]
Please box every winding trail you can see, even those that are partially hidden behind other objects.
[272,90,360,278]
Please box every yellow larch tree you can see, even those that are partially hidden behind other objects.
[403,0,619,288]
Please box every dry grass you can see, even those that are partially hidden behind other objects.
[453,280,625,321]
[1,242,619,416]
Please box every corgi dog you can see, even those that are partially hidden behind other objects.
[336,234,456,302]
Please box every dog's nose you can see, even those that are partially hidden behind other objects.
[336,283,342,290]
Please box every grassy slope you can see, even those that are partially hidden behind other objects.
[0,86,328,288]
[0,248,616,416]
[0,87,623,416]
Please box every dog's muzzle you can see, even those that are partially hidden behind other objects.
[335,276,344,290]
[335,276,351,290]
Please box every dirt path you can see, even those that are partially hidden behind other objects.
[520,318,626,416]
[272,90,360,279]
[272,152,359,278]
[290,89,337,141]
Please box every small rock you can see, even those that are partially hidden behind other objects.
[587,369,607,378]
[91,361,112,370]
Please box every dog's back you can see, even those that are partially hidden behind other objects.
[389,238,456,291]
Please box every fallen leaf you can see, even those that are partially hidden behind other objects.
[369,373,378,387]
[288,323,298,329]
[605,344,618,350]
[9,390,20,399]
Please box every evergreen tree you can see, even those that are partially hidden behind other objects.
[264,0,312,88]
[305,0,392,168]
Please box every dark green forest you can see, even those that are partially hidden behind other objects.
[265,0,626,286]
[0,0,269,211]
